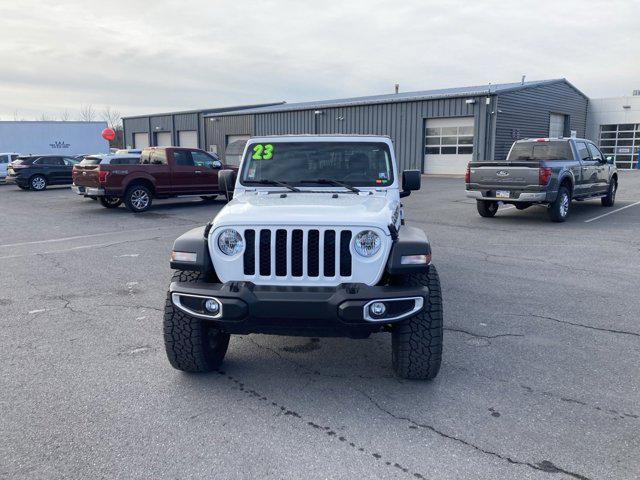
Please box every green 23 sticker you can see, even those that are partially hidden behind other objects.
[252,144,273,160]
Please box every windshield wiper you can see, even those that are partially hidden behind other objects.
[244,179,300,192]
[298,178,360,193]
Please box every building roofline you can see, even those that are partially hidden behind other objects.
[204,79,578,117]
[0,121,107,124]
[122,102,285,120]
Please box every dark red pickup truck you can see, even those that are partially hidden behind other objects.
[72,147,234,212]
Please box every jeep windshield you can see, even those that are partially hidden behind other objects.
[507,141,573,161]
[240,142,394,188]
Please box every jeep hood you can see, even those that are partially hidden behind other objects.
[213,192,397,232]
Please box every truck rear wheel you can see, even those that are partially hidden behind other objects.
[476,200,498,217]
[99,196,122,208]
[124,184,153,213]
[389,265,443,380]
[548,185,571,222]
[163,270,230,373]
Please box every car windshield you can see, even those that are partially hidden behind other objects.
[240,141,393,187]
[507,141,573,161]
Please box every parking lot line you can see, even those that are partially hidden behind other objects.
[584,201,640,223]
[0,225,190,248]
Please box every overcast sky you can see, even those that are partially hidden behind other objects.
[1,0,638,121]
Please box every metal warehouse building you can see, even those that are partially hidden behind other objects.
[122,102,283,152]
[204,78,588,175]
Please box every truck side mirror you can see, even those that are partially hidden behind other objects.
[606,156,614,165]
[400,170,421,197]
[218,169,236,197]
[212,160,222,169]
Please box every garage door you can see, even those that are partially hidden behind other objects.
[178,130,198,148]
[155,132,172,146]
[133,132,149,149]
[226,134,251,146]
[549,113,567,138]
[424,117,474,174]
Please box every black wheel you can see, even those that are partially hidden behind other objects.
[30,175,47,191]
[601,179,617,207]
[99,196,122,208]
[163,270,230,373]
[124,184,152,213]
[389,265,443,380]
[200,195,218,202]
[515,203,531,210]
[548,185,571,222]
[476,200,498,217]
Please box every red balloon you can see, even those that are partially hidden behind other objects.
[102,128,116,141]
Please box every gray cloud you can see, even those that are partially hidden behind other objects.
[1,0,638,120]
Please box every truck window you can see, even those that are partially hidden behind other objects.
[150,150,166,165]
[507,141,573,161]
[140,151,151,164]
[173,150,193,166]
[110,157,140,165]
[587,143,603,162]
[575,142,591,162]
[191,151,217,168]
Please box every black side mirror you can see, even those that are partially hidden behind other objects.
[400,170,421,197]
[606,156,614,165]
[218,169,236,198]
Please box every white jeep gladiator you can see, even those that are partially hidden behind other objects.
[164,135,443,380]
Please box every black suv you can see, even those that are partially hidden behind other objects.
[7,155,79,191]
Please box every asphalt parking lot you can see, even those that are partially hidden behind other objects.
[1,172,639,480]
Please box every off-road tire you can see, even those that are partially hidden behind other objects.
[30,175,47,191]
[99,196,122,208]
[124,184,153,213]
[476,200,498,217]
[163,270,230,373]
[390,265,443,380]
[548,186,571,222]
[601,179,617,207]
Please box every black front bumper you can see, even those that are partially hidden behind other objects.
[169,281,428,338]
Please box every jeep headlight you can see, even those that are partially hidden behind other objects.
[217,229,244,256]
[353,230,381,257]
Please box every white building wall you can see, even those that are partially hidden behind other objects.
[587,96,640,140]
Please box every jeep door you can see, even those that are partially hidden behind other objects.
[586,142,609,194]
[574,141,597,196]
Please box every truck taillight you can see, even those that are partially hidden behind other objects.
[465,166,470,183]
[539,167,552,185]
[72,168,77,179]
[98,170,109,183]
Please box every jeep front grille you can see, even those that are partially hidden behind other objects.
[241,228,352,279]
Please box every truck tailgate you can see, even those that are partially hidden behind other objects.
[73,165,100,188]
[468,161,540,188]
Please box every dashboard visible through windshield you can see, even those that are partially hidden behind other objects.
[240,142,394,188]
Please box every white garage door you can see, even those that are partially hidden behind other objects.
[227,134,251,146]
[424,117,474,175]
[133,132,149,149]
[156,132,172,146]
[549,113,566,138]
[178,130,198,148]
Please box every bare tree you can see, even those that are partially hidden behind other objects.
[59,109,71,121]
[100,106,121,129]
[79,104,96,122]
[13,110,20,121]
[38,113,51,121]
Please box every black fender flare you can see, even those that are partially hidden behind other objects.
[169,226,213,275]
[385,225,432,275]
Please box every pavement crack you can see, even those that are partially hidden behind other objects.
[214,370,429,479]
[444,327,524,339]
[357,389,591,480]
[508,313,640,338]
[100,303,164,312]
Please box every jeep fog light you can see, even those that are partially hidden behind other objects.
[401,254,431,265]
[171,251,197,262]
[370,302,386,317]
[204,299,220,314]
[354,230,381,257]
[218,229,244,256]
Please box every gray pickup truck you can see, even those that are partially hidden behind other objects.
[465,138,618,222]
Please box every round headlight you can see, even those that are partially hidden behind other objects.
[354,230,381,257]
[217,229,244,256]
